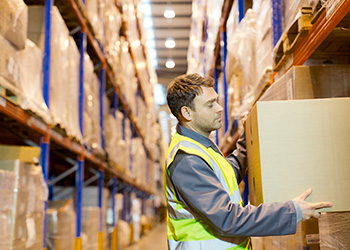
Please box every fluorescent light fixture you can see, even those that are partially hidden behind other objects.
[166,59,175,69]
[164,9,175,19]
[165,38,176,48]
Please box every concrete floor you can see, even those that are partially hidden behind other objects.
[124,222,168,250]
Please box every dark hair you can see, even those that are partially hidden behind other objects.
[166,73,214,121]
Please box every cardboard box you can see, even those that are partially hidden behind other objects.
[0,0,28,50]
[252,218,319,249]
[245,98,350,211]
[260,65,350,101]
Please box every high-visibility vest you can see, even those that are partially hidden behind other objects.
[165,132,251,250]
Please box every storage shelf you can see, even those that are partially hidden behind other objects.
[218,1,350,154]
[0,96,153,193]
[293,0,350,65]
[46,0,154,162]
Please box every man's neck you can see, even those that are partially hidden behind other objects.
[180,122,210,138]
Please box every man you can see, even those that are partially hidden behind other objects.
[165,73,332,250]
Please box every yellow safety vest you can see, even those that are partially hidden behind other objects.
[165,132,251,250]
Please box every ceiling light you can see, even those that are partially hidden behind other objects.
[166,59,175,69]
[164,9,175,19]
[165,38,176,48]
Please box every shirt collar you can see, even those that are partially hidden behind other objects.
[176,124,223,155]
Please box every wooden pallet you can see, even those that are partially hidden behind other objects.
[0,85,22,106]
[274,7,314,71]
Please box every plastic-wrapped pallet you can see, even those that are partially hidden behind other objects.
[131,137,146,183]
[131,193,141,243]
[121,0,139,42]
[104,113,119,164]
[226,0,240,43]
[0,145,47,250]
[187,0,206,75]
[0,168,16,249]
[203,0,224,75]
[85,0,105,45]
[117,38,137,114]
[82,186,109,249]
[66,37,83,142]
[0,0,28,50]
[17,39,51,124]
[83,53,103,153]
[82,207,100,250]
[319,212,350,249]
[105,2,121,77]
[0,34,21,94]
[226,9,256,116]
[46,199,76,250]
[124,117,132,173]
[117,219,131,249]
[253,0,273,84]
[118,113,130,172]
[28,6,70,129]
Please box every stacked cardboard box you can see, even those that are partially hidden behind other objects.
[261,65,350,101]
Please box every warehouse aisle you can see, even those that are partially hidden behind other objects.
[125,222,168,250]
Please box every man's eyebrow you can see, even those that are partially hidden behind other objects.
[204,96,218,104]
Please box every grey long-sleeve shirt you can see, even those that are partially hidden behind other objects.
[168,124,301,237]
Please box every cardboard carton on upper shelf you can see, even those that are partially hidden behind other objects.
[0,0,28,50]
[245,98,350,212]
[260,65,350,101]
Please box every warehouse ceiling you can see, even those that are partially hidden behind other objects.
[141,0,192,86]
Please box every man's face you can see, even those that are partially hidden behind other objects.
[189,87,223,137]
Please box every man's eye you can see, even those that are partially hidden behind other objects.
[208,104,213,108]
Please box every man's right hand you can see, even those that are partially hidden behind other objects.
[293,188,333,221]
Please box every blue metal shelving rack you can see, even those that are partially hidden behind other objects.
[31,0,157,249]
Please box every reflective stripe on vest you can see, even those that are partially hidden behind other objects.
[165,132,250,250]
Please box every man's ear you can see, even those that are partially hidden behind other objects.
[180,106,192,121]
